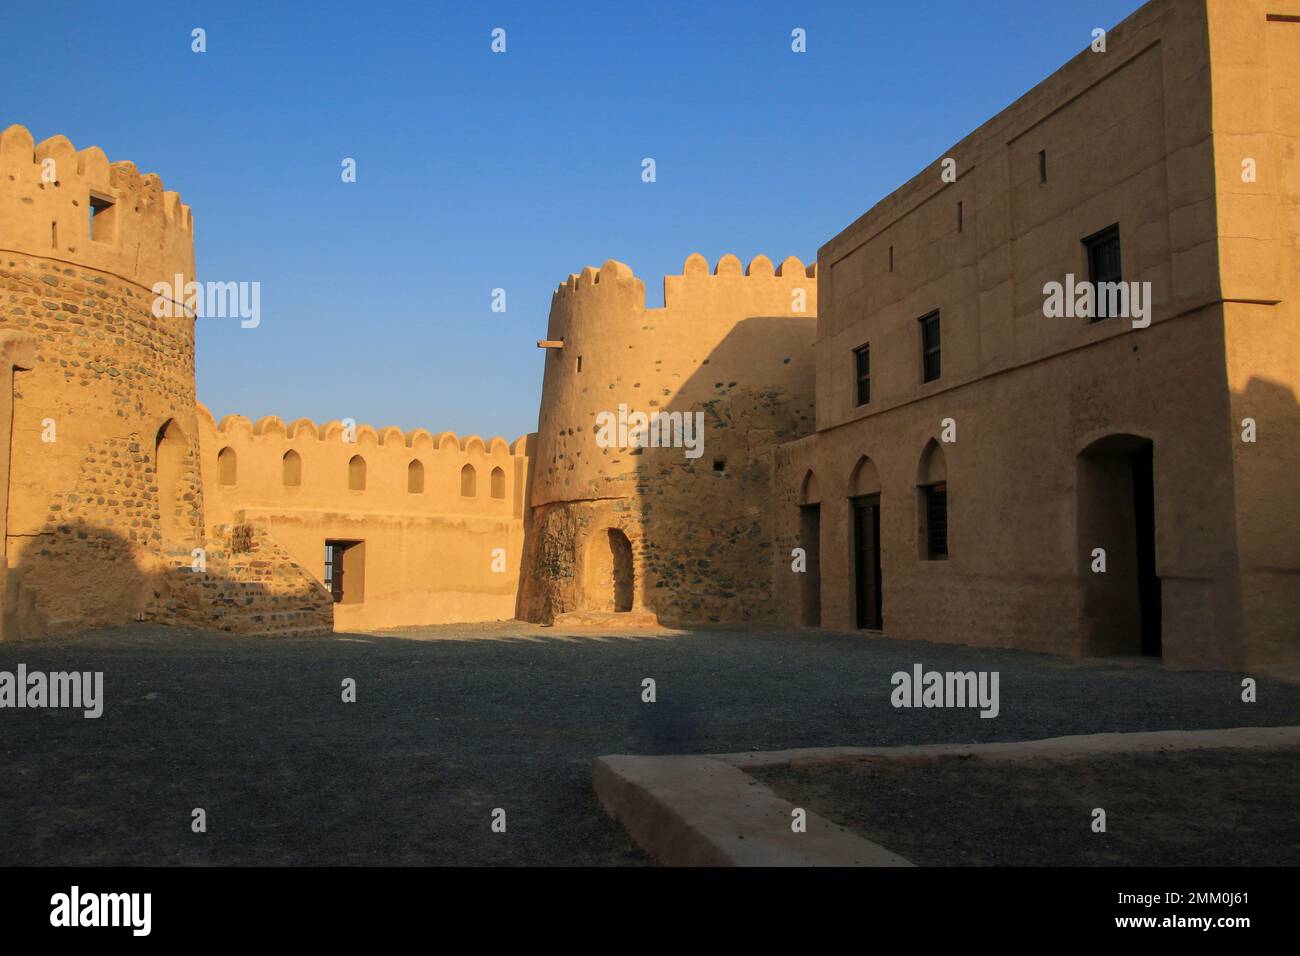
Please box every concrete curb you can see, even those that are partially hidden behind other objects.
[595,726,1300,866]
[714,725,1300,769]
[593,754,914,867]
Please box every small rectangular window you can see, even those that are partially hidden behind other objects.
[957,201,963,233]
[923,483,948,560]
[89,193,116,241]
[853,344,870,406]
[1084,224,1122,322]
[324,539,365,604]
[919,310,941,383]
[1038,149,1047,183]
[888,245,894,272]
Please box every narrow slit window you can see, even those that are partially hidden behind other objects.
[854,343,870,406]
[1038,149,1047,183]
[919,311,941,383]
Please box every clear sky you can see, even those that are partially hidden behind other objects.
[3,0,1146,441]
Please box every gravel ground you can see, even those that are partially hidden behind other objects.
[1,623,1297,865]
[753,748,1300,866]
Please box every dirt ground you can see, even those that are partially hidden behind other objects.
[753,747,1300,866]
[3,623,1298,865]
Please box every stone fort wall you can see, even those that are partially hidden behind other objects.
[198,406,533,631]
[521,253,818,625]
[0,124,331,639]
[0,123,205,635]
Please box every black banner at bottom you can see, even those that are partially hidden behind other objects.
[0,866,1283,942]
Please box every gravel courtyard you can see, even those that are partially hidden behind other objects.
[2,623,1297,866]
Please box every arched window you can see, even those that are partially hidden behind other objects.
[349,455,366,491]
[490,466,506,499]
[460,463,477,497]
[917,440,948,560]
[282,449,302,487]
[408,459,425,494]
[218,446,237,486]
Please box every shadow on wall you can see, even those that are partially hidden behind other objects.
[625,315,816,626]
[1230,375,1300,671]
[4,523,333,641]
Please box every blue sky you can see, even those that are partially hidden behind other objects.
[3,0,1145,440]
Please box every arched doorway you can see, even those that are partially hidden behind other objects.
[586,528,634,612]
[154,419,188,545]
[1078,434,1161,657]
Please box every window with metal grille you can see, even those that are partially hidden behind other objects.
[919,311,941,383]
[854,343,870,406]
[1084,224,1122,321]
[924,483,948,559]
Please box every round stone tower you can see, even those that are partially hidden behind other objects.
[0,124,202,637]
[521,252,818,626]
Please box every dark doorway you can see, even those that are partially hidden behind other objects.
[324,539,365,604]
[609,529,634,612]
[852,494,882,630]
[1078,435,1160,657]
[1131,444,1161,656]
[799,504,821,626]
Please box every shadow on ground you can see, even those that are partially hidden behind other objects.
[2,623,1297,865]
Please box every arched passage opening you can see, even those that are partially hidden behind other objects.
[798,470,821,627]
[1078,434,1161,657]
[155,420,189,544]
[849,456,883,630]
[586,528,634,613]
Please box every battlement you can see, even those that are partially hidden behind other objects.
[196,403,532,526]
[0,124,194,290]
[545,252,817,345]
[200,406,529,457]
[550,253,817,304]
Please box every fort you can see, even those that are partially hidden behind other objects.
[0,0,1296,676]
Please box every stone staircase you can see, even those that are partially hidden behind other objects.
[144,523,333,637]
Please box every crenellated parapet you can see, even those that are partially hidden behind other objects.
[203,407,528,457]
[196,404,534,525]
[544,253,817,344]
[530,250,819,512]
[0,124,194,291]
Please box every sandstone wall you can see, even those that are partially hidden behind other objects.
[522,254,817,625]
[782,0,1266,670]
[0,124,206,636]
[1210,0,1300,673]
[198,405,533,631]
